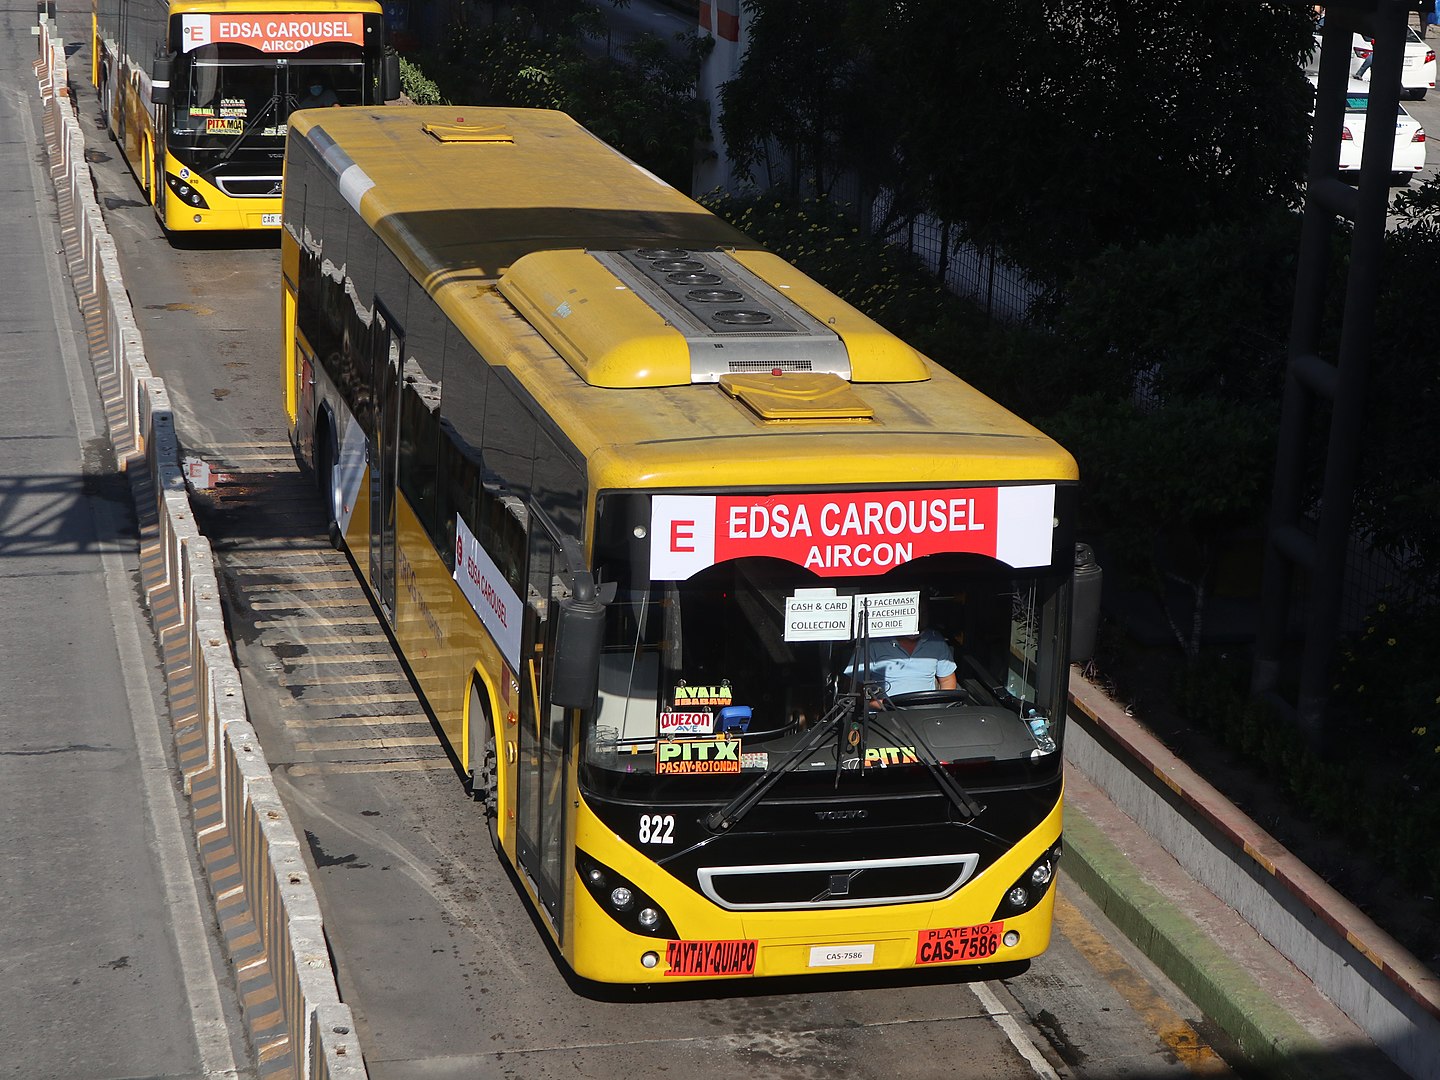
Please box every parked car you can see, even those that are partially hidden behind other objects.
[1312,25,1437,99]
[1338,89,1428,179]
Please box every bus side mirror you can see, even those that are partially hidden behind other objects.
[381,49,401,102]
[550,575,608,710]
[152,54,172,105]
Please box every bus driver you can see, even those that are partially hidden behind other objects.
[847,620,959,701]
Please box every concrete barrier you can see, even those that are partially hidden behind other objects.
[33,19,365,1080]
[1065,675,1440,1079]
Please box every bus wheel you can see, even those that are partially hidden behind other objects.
[317,431,342,550]
[469,682,500,854]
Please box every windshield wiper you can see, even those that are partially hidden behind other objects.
[866,709,985,820]
[217,93,280,163]
[703,693,859,833]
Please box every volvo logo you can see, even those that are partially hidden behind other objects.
[814,809,867,821]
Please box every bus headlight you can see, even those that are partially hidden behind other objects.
[992,840,1062,920]
[165,173,209,208]
[575,849,678,938]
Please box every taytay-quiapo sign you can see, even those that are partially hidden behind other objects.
[649,485,1056,579]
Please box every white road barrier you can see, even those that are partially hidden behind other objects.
[33,19,366,1080]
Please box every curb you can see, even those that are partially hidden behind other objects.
[1063,809,1343,1080]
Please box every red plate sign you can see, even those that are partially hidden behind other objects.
[916,921,1003,965]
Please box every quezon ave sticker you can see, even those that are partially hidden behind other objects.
[916,921,1004,965]
[665,938,758,976]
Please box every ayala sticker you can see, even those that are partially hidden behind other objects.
[649,486,1056,580]
[672,681,731,707]
[180,13,364,53]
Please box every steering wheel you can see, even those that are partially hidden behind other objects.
[885,688,976,709]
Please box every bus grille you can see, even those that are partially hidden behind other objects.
[217,176,284,198]
[696,853,978,911]
[727,359,815,373]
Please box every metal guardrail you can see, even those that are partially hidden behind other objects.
[33,19,366,1080]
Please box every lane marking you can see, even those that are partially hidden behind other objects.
[273,654,401,666]
[299,713,431,727]
[969,980,1061,1079]
[281,692,418,707]
[248,598,376,611]
[1055,892,1233,1075]
[286,759,455,775]
[295,737,440,752]
[278,672,408,687]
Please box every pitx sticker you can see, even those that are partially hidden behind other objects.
[864,745,918,768]
[656,738,742,775]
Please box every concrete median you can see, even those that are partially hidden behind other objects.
[33,18,364,1080]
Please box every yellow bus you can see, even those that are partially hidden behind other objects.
[91,0,393,231]
[280,106,1079,984]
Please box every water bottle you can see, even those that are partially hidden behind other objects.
[1027,710,1057,755]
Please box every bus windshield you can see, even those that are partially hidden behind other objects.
[170,46,367,147]
[585,511,1069,801]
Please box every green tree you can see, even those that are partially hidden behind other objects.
[720,1,1315,278]
[718,0,887,198]
[418,4,709,189]
[1045,393,1275,660]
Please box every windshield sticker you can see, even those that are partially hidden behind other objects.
[205,117,244,135]
[665,939,758,977]
[181,13,365,53]
[656,738,742,774]
[672,681,732,707]
[741,751,768,770]
[916,922,1004,965]
[784,589,855,641]
[659,711,715,737]
[865,745,918,768]
[783,589,920,641]
[651,486,1056,580]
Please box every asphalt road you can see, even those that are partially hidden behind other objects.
[36,1,1246,1076]
[0,6,250,1077]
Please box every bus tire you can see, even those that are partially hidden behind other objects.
[469,682,500,854]
[317,429,342,550]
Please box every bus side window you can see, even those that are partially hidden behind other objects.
[397,364,440,542]
[438,421,480,571]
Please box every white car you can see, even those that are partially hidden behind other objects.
[1316,26,1438,99]
[1338,89,1428,178]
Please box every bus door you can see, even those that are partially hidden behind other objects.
[368,306,402,617]
[515,521,571,935]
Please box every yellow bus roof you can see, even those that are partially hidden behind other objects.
[287,107,1078,491]
[168,0,383,13]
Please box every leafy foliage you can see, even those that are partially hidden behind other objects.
[719,0,1315,278]
[414,2,709,189]
[399,56,446,105]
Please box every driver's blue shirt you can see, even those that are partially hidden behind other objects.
[846,631,958,697]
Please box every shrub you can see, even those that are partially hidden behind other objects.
[399,57,446,105]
